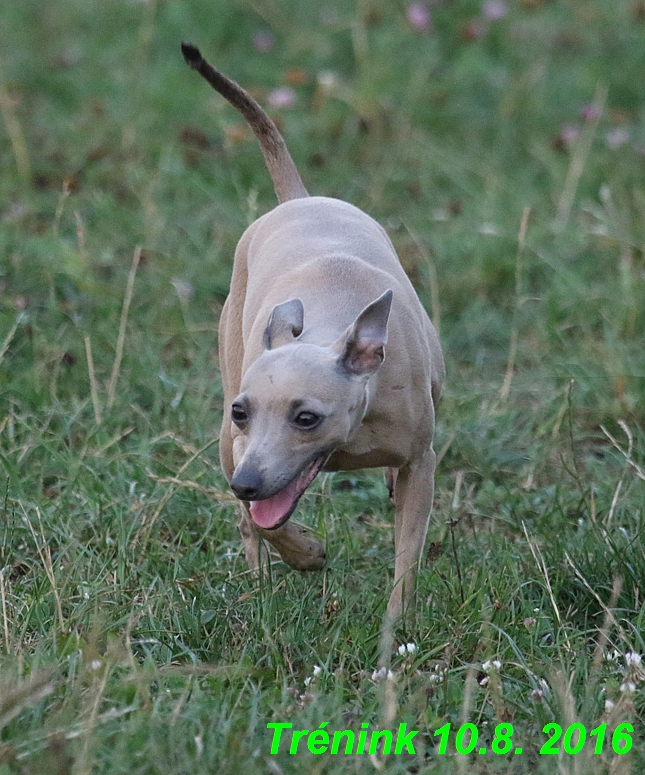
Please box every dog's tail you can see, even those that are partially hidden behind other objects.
[181,42,309,205]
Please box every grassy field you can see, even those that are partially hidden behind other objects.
[1,0,644,772]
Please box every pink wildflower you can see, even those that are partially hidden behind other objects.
[482,0,507,19]
[253,30,275,53]
[267,86,296,109]
[407,3,431,31]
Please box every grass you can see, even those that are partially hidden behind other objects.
[0,0,644,772]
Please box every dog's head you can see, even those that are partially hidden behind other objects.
[229,290,392,529]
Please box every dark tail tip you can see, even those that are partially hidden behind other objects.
[181,42,202,69]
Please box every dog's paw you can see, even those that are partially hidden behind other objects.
[259,521,326,571]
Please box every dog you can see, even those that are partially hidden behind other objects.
[182,43,444,621]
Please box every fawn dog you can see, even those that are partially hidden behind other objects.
[182,43,444,620]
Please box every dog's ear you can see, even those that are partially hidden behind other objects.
[263,298,304,349]
[335,289,393,376]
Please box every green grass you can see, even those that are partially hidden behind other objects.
[1,0,644,772]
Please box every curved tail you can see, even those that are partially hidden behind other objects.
[181,42,309,205]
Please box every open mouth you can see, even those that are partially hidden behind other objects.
[249,456,326,530]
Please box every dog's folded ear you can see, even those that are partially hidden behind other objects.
[263,298,305,349]
[335,289,393,376]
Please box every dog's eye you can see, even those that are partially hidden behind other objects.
[231,404,248,425]
[294,411,321,429]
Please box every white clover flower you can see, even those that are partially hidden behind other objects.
[492,660,502,670]
[406,643,417,655]
[171,278,194,301]
[194,734,204,757]
[372,667,387,682]
[619,682,636,694]
[313,665,322,677]
[398,644,407,656]
[304,676,312,687]
[90,660,102,671]
[605,699,615,711]
[625,652,642,667]
[317,71,339,92]
[371,667,394,682]
[606,128,630,150]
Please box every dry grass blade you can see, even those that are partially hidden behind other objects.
[91,427,134,456]
[522,521,572,651]
[601,422,645,482]
[456,669,477,775]
[435,432,455,467]
[74,209,89,270]
[0,672,55,733]
[605,479,623,527]
[564,553,626,640]
[0,81,30,182]
[53,178,71,236]
[72,668,110,775]
[21,505,66,633]
[499,206,530,402]
[84,335,103,425]
[107,245,142,411]
[553,83,607,232]
[548,668,586,775]
[134,435,221,549]
[0,569,9,653]
[146,471,236,501]
[149,432,222,473]
[0,314,24,369]
[586,577,623,702]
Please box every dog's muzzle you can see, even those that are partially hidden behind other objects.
[243,455,327,530]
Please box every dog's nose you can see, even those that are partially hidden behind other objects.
[230,468,264,500]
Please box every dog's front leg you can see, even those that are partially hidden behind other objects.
[227,434,270,571]
[238,504,270,569]
[387,447,436,623]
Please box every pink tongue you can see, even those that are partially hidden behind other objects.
[250,477,300,529]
